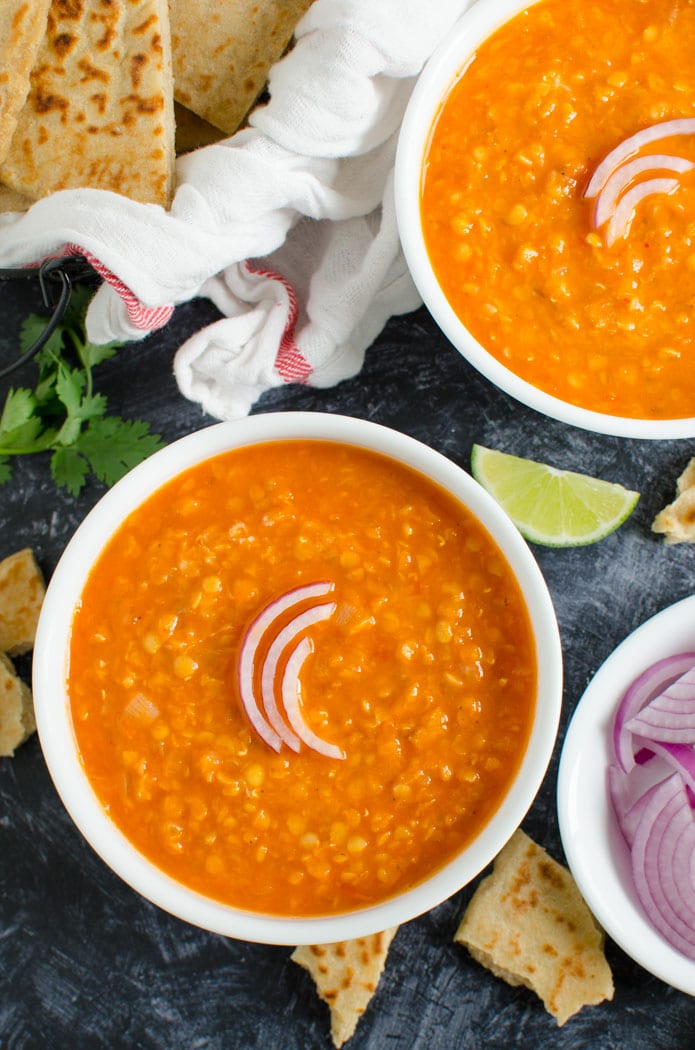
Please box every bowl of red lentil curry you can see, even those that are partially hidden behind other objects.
[33,413,562,944]
[396,0,695,437]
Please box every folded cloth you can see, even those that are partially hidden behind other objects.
[0,0,472,420]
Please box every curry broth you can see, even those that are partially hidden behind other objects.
[69,441,536,916]
[422,0,695,419]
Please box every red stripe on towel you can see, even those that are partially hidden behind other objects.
[245,261,312,383]
[65,243,174,331]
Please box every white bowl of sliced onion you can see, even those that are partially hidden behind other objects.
[558,595,695,994]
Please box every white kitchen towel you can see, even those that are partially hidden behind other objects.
[0,0,471,419]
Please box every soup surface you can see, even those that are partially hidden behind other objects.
[69,441,536,916]
[422,0,695,419]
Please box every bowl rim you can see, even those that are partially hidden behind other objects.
[394,0,695,440]
[33,411,562,945]
[557,594,695,995]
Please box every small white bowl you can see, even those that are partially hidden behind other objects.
[33,412,562,945]
[558,595,695,995]
[394,0,695,439]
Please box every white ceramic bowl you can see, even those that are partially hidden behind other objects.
[558,595,695,995]
[33,411,562,945]
[394,0,695,440]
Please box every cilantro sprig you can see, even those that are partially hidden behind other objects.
[0,285,165,495]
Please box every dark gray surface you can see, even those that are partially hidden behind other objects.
[2,282,695,1049]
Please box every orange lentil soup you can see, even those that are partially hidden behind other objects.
[422,0,695,419]
[68,441,536,916]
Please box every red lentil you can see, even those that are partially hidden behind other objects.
[422,0,695,419]
[69,441,536,916]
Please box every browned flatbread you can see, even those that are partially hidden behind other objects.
[291,928,397,1048]
[0,182,34,214]
[0,548,45,656]
[454,830,613,1026]
[0,651,35,757]
[0,0,176,206]
[652,456,695,544]
[170,0,314,134]
[0,0,52,165]
[174,102,225,155]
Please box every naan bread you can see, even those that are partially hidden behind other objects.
[652,457,695,544]
[0,0,175,206]
[455,830,613,1026]
[0,652,35,757]
[0,548,45,657]
[291,928,397,1048]
[170,0,314,134]
[0,182,34,214]
[0,0,51,164]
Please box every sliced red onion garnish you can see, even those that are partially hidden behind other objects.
[260,601,336,752]
[625,665,695,741]
[631,773,695,959]
[608,760,673,848]
[635,739,695,797]
[282,637,345,761]
[612,651,695,772]
[608,650,695,959]
[585,117,695,197]
[237,581,334,753]
[604,177,680,246]
[591,153,694,228]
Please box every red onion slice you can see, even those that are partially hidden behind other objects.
[635,739,695,798]
[608,761,673,848]
[671,817,695,924]
[282,637,345,761]
[605,177,680,246]
[237,581,334,752]
[591,153,694,227]
[260,601,336,752]
[612,652,695,772]
[585,117,695,197]
[631,773,695,959]
[626,666,695,741]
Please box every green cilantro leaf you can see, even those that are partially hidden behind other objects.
[51,446,90,497]
[55,365,85,416]
[0,417,45,452]
[1,287,165,494]
[20,315,64,365]
[78,340,119,372]
[0,388,36,434]
[73,416,164,488]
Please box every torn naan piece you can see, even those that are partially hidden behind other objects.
[0,0,52,164]
[291,928,397,1048]
[0,652,35,757]
[455,830,613,1026]
[0,0,175,206]
[0,548,46,657]
[170,0,314,135]
[652,457,695,544]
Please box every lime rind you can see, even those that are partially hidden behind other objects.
[471,445,640,547]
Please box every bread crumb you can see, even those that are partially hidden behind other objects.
[0,548,45,656]
[0,651,35,756]
[291,928,397,1047]
[454,829,613,1025]
[652,457,695,544]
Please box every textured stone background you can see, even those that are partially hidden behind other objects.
[1,281,695,1048]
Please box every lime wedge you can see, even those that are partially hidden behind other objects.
[471,445,640,547]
